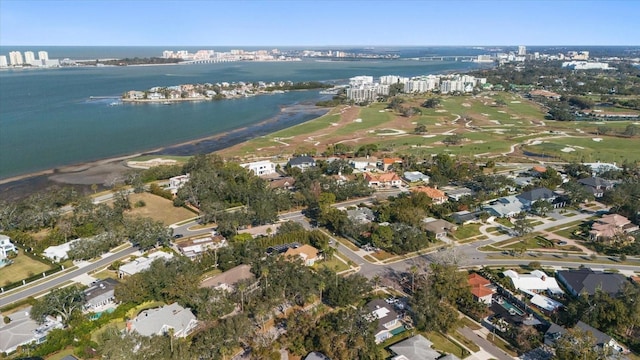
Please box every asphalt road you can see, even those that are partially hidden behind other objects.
[0,246,138,308]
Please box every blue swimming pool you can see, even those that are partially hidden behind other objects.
[500,300,525,316]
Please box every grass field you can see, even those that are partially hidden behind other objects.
[128,155,191,162]
[0,252,52,285]
[453,224,482,241]
[426,331,468,359]
[126,193,196,225]
[317,256,350,273]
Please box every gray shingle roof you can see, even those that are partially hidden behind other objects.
[517,187,555,202]
[389,334,441,360]
[576,321,612,347]
[131,303,197,337]
[557,268,627,296]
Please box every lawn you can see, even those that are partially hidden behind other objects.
[545,220,585,233]
[316,256,350,273]
[332,107,393,136]
[449,330,481,352]
[494,217,514,228]
[486,333,518,357]
[371,250,396,262]
[0,252,52,285]
[269,112,341,138]
[505,235,555,250]
[126,193,196,225]
[524,135,640,163]
[425,331,469,359]
[92,269,119,280]
[453,224,482,241]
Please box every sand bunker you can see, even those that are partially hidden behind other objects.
[510,101,521,104]
[422,135,436,138]
[530,140,543,145]
[461,103,471,107]
[561,147,575,153]
[435,109,448,113]
[490,120,501,125]
[353,118,362,123]
[481,113,490,117]
[497,110,506,113]
[593,138,603,142]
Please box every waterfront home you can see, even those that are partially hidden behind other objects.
[127,303,198,338]
[0,235,17,260]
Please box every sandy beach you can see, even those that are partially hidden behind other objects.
[0,103,329,201]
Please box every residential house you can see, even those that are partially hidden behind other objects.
[268,176,296,190]
[200,264,257,292]
[503,270,564,295]
[42,239,79,262]
[445,187,474,201]
[423,219,457,239]
[578,177,614,198]
[364,172,402,188]
[304,352,331,360]
[284,244,320,266]
[589,214,638,242]
[516,187,557,208]
[484,195,526,218]
[350,156,378,171]
[347,207,375,224]
[451,210,485,225]
[403,171,429,184]
[288,156,316,171]
[412,186,447,205]
[529,294,563,313]
[0,307,63,354]
[127,303,198,338]
[380,157,403,171]
[266,242,302,255]
[389,334,442,360]
[556,268,628,297]
[0,234,17,260]
[365,299,401,344]
[168,174,190,195]
[240,160,276,176]
[176,235,227,260]
[468,273,495,305]
[84,278,119,312]
[118,251,174,278]
[238,223,282,238]
[544,322,623,352]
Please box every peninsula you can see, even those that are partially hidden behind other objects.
[121,80,333,103]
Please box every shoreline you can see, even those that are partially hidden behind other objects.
[0,102,331,199]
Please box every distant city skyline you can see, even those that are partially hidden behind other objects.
[1,0,639,47]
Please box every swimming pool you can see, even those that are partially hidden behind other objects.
[500,300,525,316]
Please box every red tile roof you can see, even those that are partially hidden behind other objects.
[412,186,446,199]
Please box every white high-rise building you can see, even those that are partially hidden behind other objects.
[349,76,374,87]
[24,51,36,65]
[0,56,7,67]
[518,45,527,56]
[38,51,49,61]
[9,51,24,65]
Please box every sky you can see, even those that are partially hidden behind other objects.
[1,0,639,47]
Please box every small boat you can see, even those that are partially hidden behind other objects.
[162,101,173,105]
[109,102,121,106]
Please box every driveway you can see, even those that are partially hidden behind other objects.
[458,327,515,360]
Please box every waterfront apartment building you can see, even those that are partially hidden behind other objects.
[24,51,36,65]
[379,75,409,85]
[518,45,527,55]
[349,75,374,87]
[9,51,23,65]
[38,51,49,61]
[0,56,7,67]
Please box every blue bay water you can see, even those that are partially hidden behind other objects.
[0,49,482,180]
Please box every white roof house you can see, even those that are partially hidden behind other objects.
[0,234,17,260]
[530,294,563,312]
[118,251,174,278]
[0,307,63,354]
[127,303,198,338]
[42,239,79,262]
[503,270,564,295]
[168,174,190,195]
[240,160,276,176]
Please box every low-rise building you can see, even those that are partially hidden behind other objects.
[118,251,174,278]
[484,195,526,218]
[349,157,378,171]
[451,210,485,225]
[422,219,457,239]
[42,239,79,262]
[412,186,447,205]
[380,158,403,171]
[365,299,401,344]
[589,214,638,242]
[403,171,429,183]
[127,303,198,338]
[389,334,443,360]
[346,207,375,224]
[556,268,628,297]
[0,234,17,260]
[176,235,227,259]
[284,244,320,266]
[578,177,613,198]
[84,278,119,312]
[517,187,557,208]
[468,273,495,304]
[168,174,190,195]
[446,187,474,201]
[241,160,276,176]
[503,270,564,295]
[200,264,256,291]
[0,307,63,354]
[364,172,402,188]
[287,156,316,171]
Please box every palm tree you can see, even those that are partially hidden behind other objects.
[261,267,269,290]
[373,275,381,290]
[319,281,326,303]
[410,265,419,293]
[237,282,247,312]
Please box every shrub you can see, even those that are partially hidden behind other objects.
[134,200,146,208]
[3,316,10,324]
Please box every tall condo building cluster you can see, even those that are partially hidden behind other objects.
[0,50,59,68]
